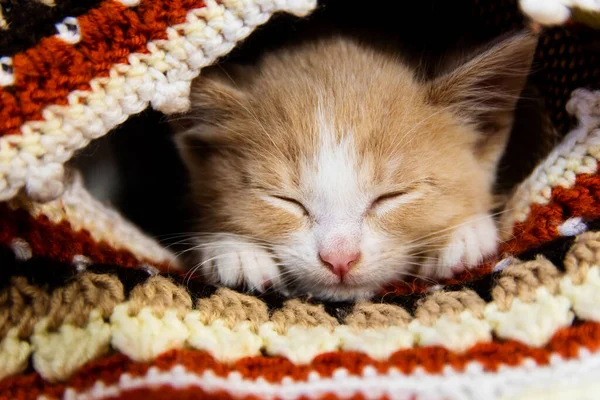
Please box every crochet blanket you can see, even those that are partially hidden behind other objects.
[1,0,600,399]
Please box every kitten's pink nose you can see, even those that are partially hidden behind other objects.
[319,250,361,280]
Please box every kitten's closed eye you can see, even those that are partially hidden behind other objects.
[370,185,427,214]
[371,191,408,207]
[265,195,310,217]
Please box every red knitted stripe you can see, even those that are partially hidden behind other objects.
[104,387,271,400]
[0,0,204,136]
[503,172,600,254]
[103,387,249,400]
[383,260,495,296]
[103,387,379,400]
[0,203,170,270]
[1,322,598,400]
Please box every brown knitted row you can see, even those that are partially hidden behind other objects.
[0,272,125,339]
[0,0,205,135]
[2,321,599,400]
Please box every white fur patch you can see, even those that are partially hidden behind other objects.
[307,108,365,254]
[421,215,499,279]
[199,236,281,292]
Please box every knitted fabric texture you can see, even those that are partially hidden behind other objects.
[1,0,600,399]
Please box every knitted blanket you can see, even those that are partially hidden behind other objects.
[1,0,600,399]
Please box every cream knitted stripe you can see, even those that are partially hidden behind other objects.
[59,348,600,400]
[0,0,317,202]
[500,88,600,238]
[106,282,576,364]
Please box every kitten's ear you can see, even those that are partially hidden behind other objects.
[175,70,247,141]
[172,70,247,166]
[427,31,538,135]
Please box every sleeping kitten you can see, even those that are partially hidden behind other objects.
[173,33,537,301]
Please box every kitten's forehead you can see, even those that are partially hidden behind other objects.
[242,39,479,193]
[301,113,367,214]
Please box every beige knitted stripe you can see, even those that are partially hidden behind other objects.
[0,276,50,339]
[492,257,562,312]
[0,272,124,339]
[270,299,339,334]
[345,302,412,329]
[195,288,269,330]
[564,231,600,284]
[126,276,192,318]
[415,289,486,325]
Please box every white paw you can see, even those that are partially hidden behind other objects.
[421,215,499,279]
[199,238,281,292]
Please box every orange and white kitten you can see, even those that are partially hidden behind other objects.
[174,33,537,301]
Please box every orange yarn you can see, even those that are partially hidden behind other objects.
[0,0,205,136]
[504,172,600,254]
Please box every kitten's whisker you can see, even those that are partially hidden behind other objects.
[401,210,511,246]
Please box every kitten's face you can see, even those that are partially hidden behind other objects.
[176,35,536,300]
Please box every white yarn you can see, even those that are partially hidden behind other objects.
[55,17,81,44]
[0,57,14,86]
[25,162,65,203]
[520,0,571,25]
[567,88,600,124]
[558,217,588,236]
[0,0,318,202]
[10,238,32,261]
[72,255,92,271]
[560,266,600,322]
[116,0,141,6]
[520,0,600,25]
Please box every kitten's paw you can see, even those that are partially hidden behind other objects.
[201,239,281,292]
[421,215,499,279]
